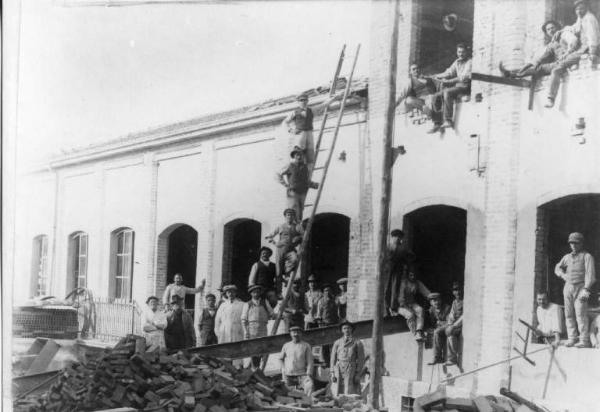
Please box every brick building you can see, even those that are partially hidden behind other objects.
[14,0,600,408]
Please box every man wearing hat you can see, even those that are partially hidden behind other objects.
[265,209,304,279]
[242,285,274,368]
[279,326,314,395]
[335,277,349,322]
[304,274,323,330]
[248,246,279,307]
[164,295,195,350]
[198,293,218,346]
[276,149,319,221]
[555,232,596,347]
[397,269,431,342]
[544,0,600,108]
[282,92,343,171]
[426,292,450,365]
[330,321,365,395]
[316,283,340,366]
[283,278,306,332]
[445,282,464,365]
[215,284,245,344]
[385,229,416,316]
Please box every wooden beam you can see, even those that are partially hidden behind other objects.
[471,72,531,88]
[187,316,408,359]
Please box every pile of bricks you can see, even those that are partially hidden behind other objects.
[413,387,534,412]
[13,335,317,412]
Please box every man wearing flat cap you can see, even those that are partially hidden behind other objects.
[279,326,314,395]
[164,295,195,350]
[215,284,245,344]
[282,92,343,171]
[248,246,279,307]
[555,232,596,347]
[276,149,319,221]
[426,292,450,365]
[198,293,218,346]
[331,321,365,395]
[265,209,304,281]
[336,277,349,322]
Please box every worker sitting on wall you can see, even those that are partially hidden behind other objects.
[532,291,562,345]
[426,292,451,365]
[279,326,314,396]
[248,246,279,308]
[164,295,195,350]
[276,149,319,221]
[544,0,600,108]
[396,269,431,342]
[265,208,304,281]
[162,273,205,310]
[499,20,567,79]
[395,63,438,122]
[554,232,596,348]
[445,282,464,366]
[331,321,365,396]
[430,43,472,132]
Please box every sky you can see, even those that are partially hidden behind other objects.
[12,0,371,168]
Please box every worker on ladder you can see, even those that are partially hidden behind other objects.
[282,92,343,172]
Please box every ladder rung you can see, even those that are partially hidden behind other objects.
[318,148,330,152]
[312,166,325,170]
[303,203,313,208]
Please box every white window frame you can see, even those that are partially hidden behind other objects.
[113,229,134,300]
[33,235,49,296]
[71,232,88,289]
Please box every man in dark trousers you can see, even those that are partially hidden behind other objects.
[248,246,279,307]
[283,278,305,332]
[385,229,416,316]
[445,282,464,365]
[165,295,195,350]
[198,293,218,346]
[277,149,319,221]
[316,284,339,366]
[426,292,450,365]
[265,208,304,279]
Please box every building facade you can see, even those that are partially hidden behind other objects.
[13,0,600,408]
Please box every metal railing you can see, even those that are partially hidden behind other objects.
[93,297,142,342]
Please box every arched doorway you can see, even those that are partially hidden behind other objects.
[305,213,350,288]
[403,205,467,304]
[535,194,600,305]
[157,224,198,309]
[222,219,261,301]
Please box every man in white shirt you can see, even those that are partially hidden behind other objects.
[533,291,562,344]
[214,284,245,344]
[431,43,472,131]
[162,273,205,309]
[279,326,314,395]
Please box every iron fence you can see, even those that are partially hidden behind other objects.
[93,297,142,342]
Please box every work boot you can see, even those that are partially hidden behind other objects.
[427,124,441,134]
[444,359,457,366]
[544,97,555,108]
[575,341,592,348]
[427,358,442,365]
[441,120,453,129]
[564,339,577,347]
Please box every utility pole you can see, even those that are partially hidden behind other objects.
[369,0,400,409]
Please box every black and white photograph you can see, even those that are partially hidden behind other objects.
[3,0,600,411]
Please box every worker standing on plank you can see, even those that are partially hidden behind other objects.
[241,285,274,369]
[331,321,365,396]
[215,284,245,344]
[198,293,218,346]
[279,326,314,396]
[164,295,195,350]
[162,273,206,310]
[554,232,596,348]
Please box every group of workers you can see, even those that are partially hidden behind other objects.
[396,0,599,132]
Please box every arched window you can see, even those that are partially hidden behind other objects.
[31,235,49,297]
[68,232,88,290]
[110,228,135,300]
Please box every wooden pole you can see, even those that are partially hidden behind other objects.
[369,0,400,408]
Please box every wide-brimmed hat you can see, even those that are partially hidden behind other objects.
[146,296,159,304]
[339,321,355,331]
[248,284,264,294]
[289,326,303,332]
[336,277,348,285]
[222,284,238,293]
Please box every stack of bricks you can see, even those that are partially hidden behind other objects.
[13,335,316,412]
[412,387,521,412]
